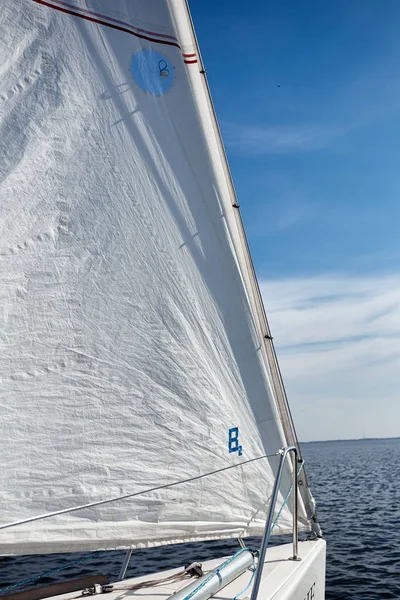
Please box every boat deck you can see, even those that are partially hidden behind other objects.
[53,540,326,600]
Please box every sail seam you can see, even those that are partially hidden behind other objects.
[39,0,179,41]
[32,0,180,48]
[32,0,198,63]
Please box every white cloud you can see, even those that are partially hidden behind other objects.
[260,276,400,441]
[223,122,348,154]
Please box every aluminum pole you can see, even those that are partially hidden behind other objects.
[118,549,133,581]
[250,446,300,600]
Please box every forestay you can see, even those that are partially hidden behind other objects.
[0,0,311,555]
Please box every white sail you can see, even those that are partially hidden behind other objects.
[0,0,312,555]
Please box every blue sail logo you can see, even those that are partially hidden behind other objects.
[130,50,174,96]
[228,427,243,456]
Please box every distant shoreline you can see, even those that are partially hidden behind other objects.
[301,436,400,444]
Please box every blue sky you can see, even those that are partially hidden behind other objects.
[190,0,400,441]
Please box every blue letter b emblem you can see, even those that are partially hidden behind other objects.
[228,427,243,456]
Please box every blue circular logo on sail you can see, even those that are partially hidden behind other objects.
[130,50,174,96]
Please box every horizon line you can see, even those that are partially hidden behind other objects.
[301,435,400,444]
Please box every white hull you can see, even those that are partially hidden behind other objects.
[51,540,326,600]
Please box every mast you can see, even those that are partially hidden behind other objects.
[173,0,320,532]
[171,0,298,451]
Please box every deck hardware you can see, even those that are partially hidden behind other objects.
[250,446,301,600]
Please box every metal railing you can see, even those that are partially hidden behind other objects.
[118,549,133,581]
[117,446,302,588]
[250,446,301,600]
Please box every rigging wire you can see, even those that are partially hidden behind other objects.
[110,568,192,591]
[232,551,258,600]
[0,452,279,531]
[271,461,305,533]
[174,548,255,600]
[0,552,105,594]
[1,455,300,595]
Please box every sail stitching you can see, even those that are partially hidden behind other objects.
[38,0,179,41]
[32,0,198,64]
